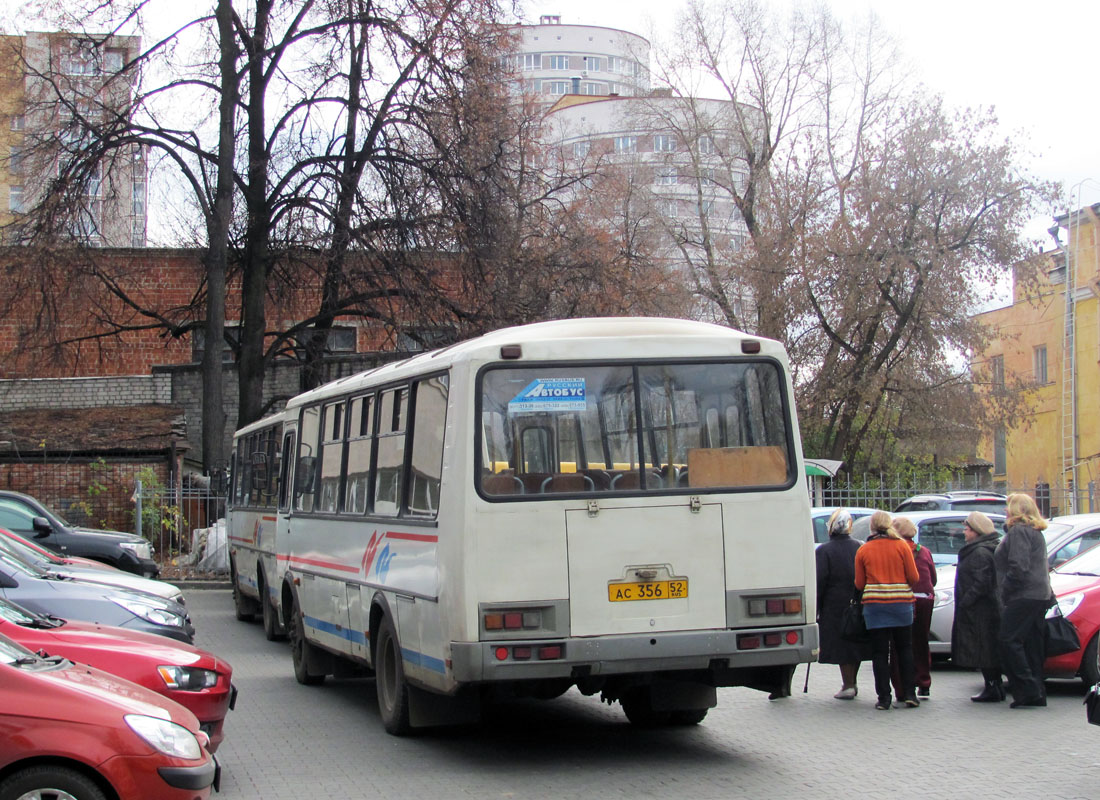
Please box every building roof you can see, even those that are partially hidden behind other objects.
[0,405,187,457]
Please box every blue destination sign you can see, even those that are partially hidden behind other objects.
[508,378,587,412]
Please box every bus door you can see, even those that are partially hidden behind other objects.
[275,424,297,607]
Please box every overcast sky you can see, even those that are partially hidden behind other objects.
[524,0,1100,246]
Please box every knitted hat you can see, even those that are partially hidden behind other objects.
[966,511,995,536]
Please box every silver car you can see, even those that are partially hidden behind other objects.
[927,512,1100,658]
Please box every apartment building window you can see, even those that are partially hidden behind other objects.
[9,145,23,174]
[660,199,679,218]
[130,217,145,248]
[990,354,1005,390]
[132,180,146,216]
[993,426,1006,475]
[10,114,23,131]
[582,82,603,95]
[1034,345,1048,384]
[608,57,635,76]
[653,134,676,152]
[86,162,102,197]
[583,56,602,72]
[572,141,590,159]
[548,55,569,70]
[522,53,541,70]
[613,136,637,154]
[8,185,24,213]
[698,135,715,155]
[545,81,570,95]
[654,166,677,185]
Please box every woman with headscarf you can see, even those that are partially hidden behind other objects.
[890,516,937,700]
[854,510,920,710]
[994,493,1054,708]
[953,511,1004,702]
[815,509,870,699]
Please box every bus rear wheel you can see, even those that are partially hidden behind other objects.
[260,571,284,641]
[290,596,325,686]
[375,615,411,735]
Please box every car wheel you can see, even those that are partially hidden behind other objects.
[231,561,255,622]
[260,571,284,641]
[375,614,411,735]
[289,595,325,686]
[1081,633,1100,686]
[0,765,108,800]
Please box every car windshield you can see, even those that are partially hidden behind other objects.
[0,597,40,625]
[0,632,37,665]
[0,535,50,568]
[1054,542,1100,576]
[0,530,63,564]
[0,548,48,578]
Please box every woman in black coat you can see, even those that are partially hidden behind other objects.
[952,511,1003,702]
[816,509,871,699]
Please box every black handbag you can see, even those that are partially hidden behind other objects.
[839,593,869,643]
[1086,683,1100,726]
[1045,604,1081,657]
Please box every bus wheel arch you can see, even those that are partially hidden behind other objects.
[287,584,327,686]
[230,555,256,622]
[258,564,284,641]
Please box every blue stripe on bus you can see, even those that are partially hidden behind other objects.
[401,647,447,674]
[302,615,446,673]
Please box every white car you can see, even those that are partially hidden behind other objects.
[810,506,878,546]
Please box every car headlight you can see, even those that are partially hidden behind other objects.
[118,540,154,559]
[1054,593,1084,618]
[158,665,218,691]
[125,714,203,759]
[933,587,954,608]
[111,596,185,627]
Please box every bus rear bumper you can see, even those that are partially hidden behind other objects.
[449,625,818,683]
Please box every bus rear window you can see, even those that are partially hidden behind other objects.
[478,361,793,497]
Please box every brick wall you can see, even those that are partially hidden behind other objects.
[0,374,171,411]
[0,458,169,533]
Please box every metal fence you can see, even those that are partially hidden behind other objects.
[810,473,1098,517]
[133,481,227,579]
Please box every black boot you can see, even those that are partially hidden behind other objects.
[970,679,1004,703]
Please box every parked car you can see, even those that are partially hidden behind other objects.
[0,547,194,643]
[893,491,1007,515]
[0,491,158,578]
[0,526,184,606]
[926,513,1100,664]
[0,631,217,800]
[1045,543,1100,685]
[810,506,878,545]
[0,595,234,751]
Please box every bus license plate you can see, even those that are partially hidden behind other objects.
[608,579,688,602]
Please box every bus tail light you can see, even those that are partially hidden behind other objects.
[483,609,543,633]
[738,630,802,650]
[492,643,565,662]
[747,594,803,618]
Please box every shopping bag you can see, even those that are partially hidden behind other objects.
[1045,605,1081,657]
[840,598,869,643]
[1086,682,1100,726]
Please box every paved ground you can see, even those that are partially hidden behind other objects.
[189,589,1100,799]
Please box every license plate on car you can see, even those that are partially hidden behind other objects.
[607,579,688,602]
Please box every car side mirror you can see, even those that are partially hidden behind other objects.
[0,570,16,588]
[31,516,52,536]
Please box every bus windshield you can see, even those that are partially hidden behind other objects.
[479,360,792,496]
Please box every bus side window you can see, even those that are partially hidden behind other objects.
[296,405,321,512]
[407,374,448,518]
[374,388,407,517]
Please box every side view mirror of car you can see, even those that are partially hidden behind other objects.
[31,516,52,536]
[0,570,16,588]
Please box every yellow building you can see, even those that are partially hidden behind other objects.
[975,204,1100,515]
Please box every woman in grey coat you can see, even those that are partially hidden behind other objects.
[994,493,1054,708]
[952,511,1003,701]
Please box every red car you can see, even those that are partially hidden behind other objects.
[1045,543,1100,685]
[0,596,235,752]
[0,632,217,800]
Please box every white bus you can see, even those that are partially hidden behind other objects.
[229,317,817,734]
[227,411,293,640]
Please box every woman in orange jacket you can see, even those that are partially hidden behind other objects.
[854,510,920,710]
